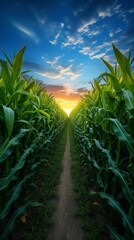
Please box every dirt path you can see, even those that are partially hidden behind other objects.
[46,132,84,240]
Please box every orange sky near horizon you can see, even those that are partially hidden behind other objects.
[43,83,86,115]
[56,98,79,115]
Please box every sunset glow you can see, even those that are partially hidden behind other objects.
[64,109,71,116]
[0,0,133,117]
[56,98,79,115]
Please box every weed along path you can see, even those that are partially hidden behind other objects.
[47,132,84,240]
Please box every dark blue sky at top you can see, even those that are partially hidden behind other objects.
[0,0,134,101]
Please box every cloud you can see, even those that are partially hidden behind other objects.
[63,71,81,80]
[42,83,86,101]
[49,33,60,45]
[60,22,64,28]
[91,52,106,59]
[46,56,61,66]
[72,0,118,27]
[79,41,114,59]
[49,21,64,45]
[36,71,61,79]
[87,29,100,37]
[60,65,72,73]
[109,32,113,37]
[78,18,97,33]
[36,65,81,81]
[79,46,91,55]
[23,61,43,71]
[98,3,122,19]
[62,34,83,48]
[26,55,81,82]
[12,21,40,44]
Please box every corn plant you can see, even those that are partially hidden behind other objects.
[70,45,134,240]
[0,47,67,239]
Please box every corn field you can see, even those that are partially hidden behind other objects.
[0,47,67,239]
[70,45,134,240]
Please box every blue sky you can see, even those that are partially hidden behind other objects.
[0,0,134,112]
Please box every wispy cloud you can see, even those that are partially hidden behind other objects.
[49,33,60,45]
[46,56,61,66]
[98,2,123,19]
[63,71,81,80]
[79,46,91,55]
[91,52,106,59]
[37,71,61,79]
[87,29,100,36]
[12,21,40,44]
[78,18,97,33]
[49,22,64,45]
[41,83,85,101]
[62,34,83,48]
[36,62,81,81]
[79,41,114,59]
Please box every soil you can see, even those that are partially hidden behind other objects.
[46,132,84,240]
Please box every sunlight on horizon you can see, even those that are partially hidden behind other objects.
[64,109,71,116]
[56,98,79,116]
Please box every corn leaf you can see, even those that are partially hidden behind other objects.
[12,46,26,82]
[0,201,42,240]
[2,105,14,137]
[0,129,29,163]
[108,118,134,156]
[91,191,134,235]
[0,174,32,219]
[109,167,134,205]
[107,225,124,240]
[0,60,13,94]
[0,137,39,190]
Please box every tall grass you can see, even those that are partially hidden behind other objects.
[70,45,134,240]
[0,47,67,239]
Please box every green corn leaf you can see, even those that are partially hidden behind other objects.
[0,201,42,240]
[38,109,50,119]
[108,118,134,156]
[2,105,14,137]
[128,118,134,138]
[109,167,134,205]
[112,44,127,71]
[8,89,40,108]
[112,45,133,91]
[100,72,120,91]
[0,60,13,94]
[0,174,32,219]
[0,129,29,163]
[91,191,134,235]
[101,58,115,75]
[12,46,26,82]
[25,80,35,92]
[1,48,12,67]
[0,137,39,190]
[107,225,124,240]
[0,84,6,105]
[122,89,134,110]
[94,139,115,167]
[15,119,37,132]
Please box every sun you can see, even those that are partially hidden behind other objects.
[64,109,71,116]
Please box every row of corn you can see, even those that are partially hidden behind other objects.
[0,47,67,239]
[70,45,134,240]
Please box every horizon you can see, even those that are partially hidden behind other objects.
[0,0,134,113]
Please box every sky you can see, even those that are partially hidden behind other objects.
[0,0,134,114]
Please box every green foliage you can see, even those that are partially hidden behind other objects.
[0,47,67,239]
[70,45,134,239]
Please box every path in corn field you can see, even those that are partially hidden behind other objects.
[46,132,84,240]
